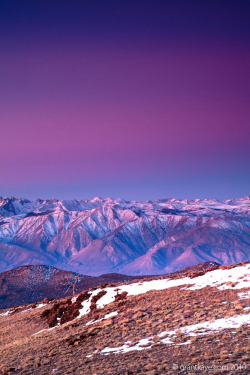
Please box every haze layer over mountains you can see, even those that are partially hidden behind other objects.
[0,196,249,275]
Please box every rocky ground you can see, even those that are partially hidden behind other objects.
[0,262,249,375]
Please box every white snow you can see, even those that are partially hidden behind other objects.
[78,289,103,317]
[189,266,250,291]
[0,306,45,316]
[20,303,47,314]
[176,340,191,346]
[103,311,118,319]
[160,313,250,341]
[76,264,250,321]
[0,310,11,316]
[35,303,46,309]
[1,196,249,278]
[101,338,154,355]
[32,326,56,336]
[86,311,118,326]
[98,313,250,356]
[96,289,117,309]
[21,308,32,313]
[238,291,250,299]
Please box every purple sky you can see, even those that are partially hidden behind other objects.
[0,1,249,200]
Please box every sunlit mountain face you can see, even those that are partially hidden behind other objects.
[0,196,249,275]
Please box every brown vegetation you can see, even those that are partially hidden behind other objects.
[0,263,249,374]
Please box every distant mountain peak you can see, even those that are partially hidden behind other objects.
[0,195,249,276]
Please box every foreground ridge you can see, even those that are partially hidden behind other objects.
[0,262,249,374]
[0,261,219,310]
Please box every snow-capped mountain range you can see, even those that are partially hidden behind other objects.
[0,196,249,275]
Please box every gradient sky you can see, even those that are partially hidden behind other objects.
[0,0,249,201]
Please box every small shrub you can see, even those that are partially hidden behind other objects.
[100,283,109,289]
[219,265,230,270]
[235,304,243,311]
[115,291,128,302]
[76,291,90,303]
[90,290,107,312]
[40,309,50,318]
[47,313,58,328]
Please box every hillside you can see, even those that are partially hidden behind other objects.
[0,262,249,374]
[0,262,219,310]
[0,196,249,275]
[0,265,146,310]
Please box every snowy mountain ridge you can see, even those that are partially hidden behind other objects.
[1,195,250,217]
[0,196,249,275]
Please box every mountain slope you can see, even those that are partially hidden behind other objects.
[0,262,219,310]
[0,196,249,275]
[0,265,146,310]
[0,262,249,374]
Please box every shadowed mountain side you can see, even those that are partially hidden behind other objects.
[0,265,145,310]
[0,262,220,310]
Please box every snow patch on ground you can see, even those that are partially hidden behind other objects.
[99,313,250,356]
[189,266,250,291]
[238,291,250,299]
[86,311,118,326]
[160,313,250,341]
[76,264,250,320]
[32,326,56,336]
[101,338,154,355]
[0,303,47,317]
[78,289,103,317]
[0,310,10,316]
[96,289,117,308]
[35,303,46,309]
[21,303,47,314]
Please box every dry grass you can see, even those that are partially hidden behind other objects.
[0,276,249,374]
